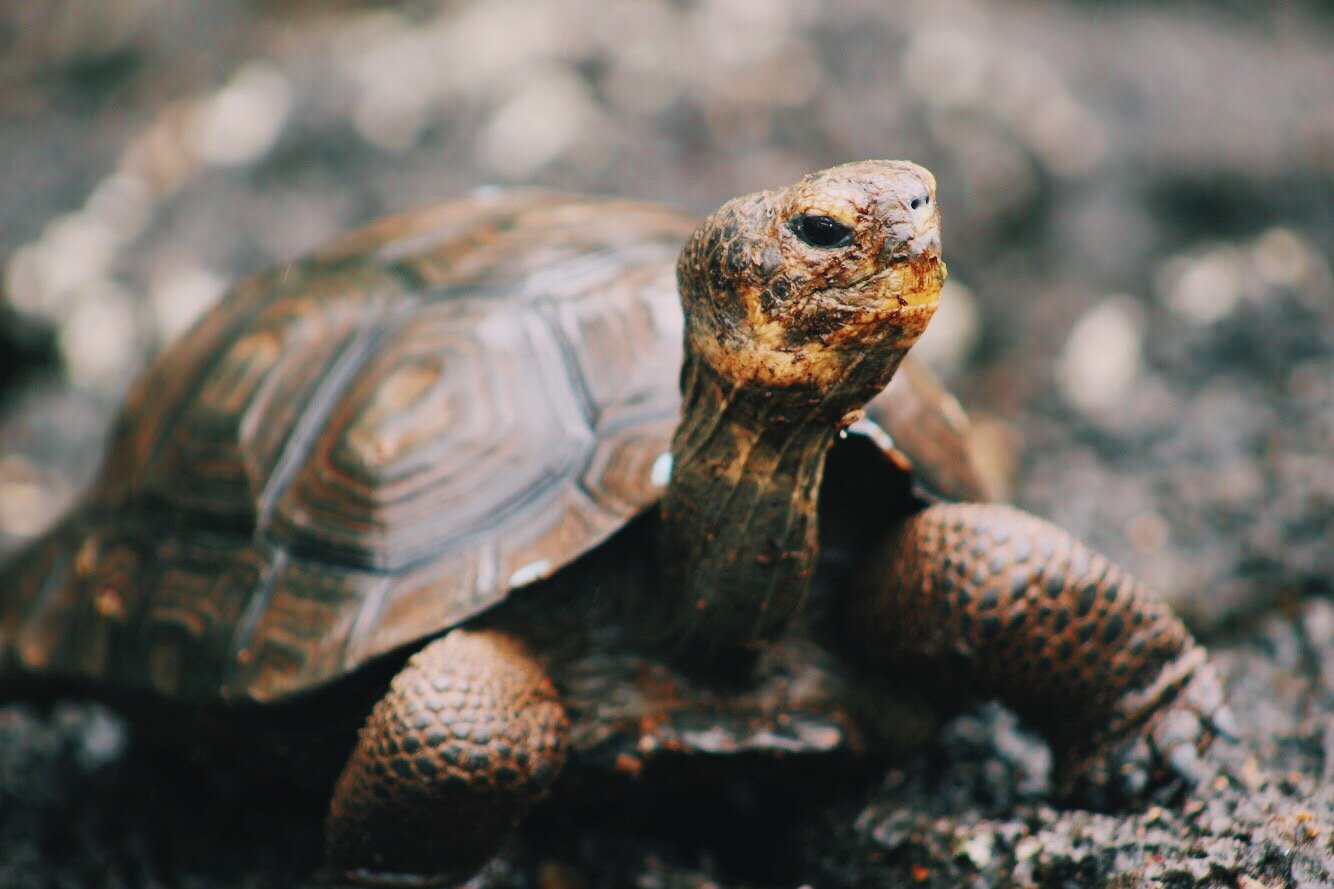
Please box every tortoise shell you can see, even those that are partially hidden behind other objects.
[2,190,986,704]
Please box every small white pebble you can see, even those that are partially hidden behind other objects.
[1252,227,1312,289]
[476,67,601,178]
[4,213,117,323]
[959,830,995,868]
[0,455,70,538]
[117,103,202,197]
[340,14,437,150]
[353,95,428,152]
[650,453,673,487]
[1023,95,1107,176]
[150,261,228,343]
[59,279,141,388]
[0,479,51,535]
[1056,296,1143,416]
[3,244,50,318]
[83,171,154,247]
[40,212,118,302]
[186,61,292,167]
[0,455,74,537]
[1161,249,1243,324]
[75,705,128,768]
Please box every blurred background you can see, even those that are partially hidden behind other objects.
[0,1,1330,885]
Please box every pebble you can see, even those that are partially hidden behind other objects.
[341,13,441,150]
[476,67,603,178]
[1252,227,1314,290]
[83,172,155,248]
[185,61,293,167]
[58,279,141,388]
[149,261,227,344]
[959,829,995,867]
[0,456,72,538]
[1055,296,1144,417]
[1159,248,1244,324]
[5,213,118,323]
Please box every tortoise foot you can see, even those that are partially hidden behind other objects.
[847,502,1238,811]
[325,629,567,884]
[1058,649,1239,808]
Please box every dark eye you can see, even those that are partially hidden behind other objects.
[791,215,854,248]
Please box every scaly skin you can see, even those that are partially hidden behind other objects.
[326,630,567,886]
[846,503,1236,806]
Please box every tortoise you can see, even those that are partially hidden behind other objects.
[0,161,1235,886]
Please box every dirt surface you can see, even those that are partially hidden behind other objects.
[1,1,1331,886]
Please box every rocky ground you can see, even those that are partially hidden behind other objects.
[1,1,1331,886]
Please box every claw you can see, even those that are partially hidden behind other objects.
[1058,658,1235,808]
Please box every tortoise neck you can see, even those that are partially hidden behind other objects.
[656,355,839,659]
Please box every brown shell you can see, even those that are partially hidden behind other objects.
[859,356,995,504]
[2,190,987,704]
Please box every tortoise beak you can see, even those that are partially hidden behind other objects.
[909,226,941,261]
[877,216,942,266]
[858,253,946,310]
[882,211,943,308]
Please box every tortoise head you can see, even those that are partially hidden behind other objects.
[677,160,945,418]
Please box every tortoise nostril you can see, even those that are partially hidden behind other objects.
[910,194,930,211]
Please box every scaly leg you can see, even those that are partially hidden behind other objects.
[844,502,1237,807]
[325,628,568,886]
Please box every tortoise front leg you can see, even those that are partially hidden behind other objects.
[844,502,1237,807]
[325,629,568,886]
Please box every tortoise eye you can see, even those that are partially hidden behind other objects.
[791,215,854,249]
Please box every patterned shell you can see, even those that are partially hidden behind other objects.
[2,190,986,704]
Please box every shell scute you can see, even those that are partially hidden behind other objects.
[9,194,695,700]
[230,554,385,702]
[270,301,598,575]
[353,545,494,673]
[142,538,275,698]
[119,264,410,531]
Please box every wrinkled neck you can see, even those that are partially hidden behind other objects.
[656,356,839,660]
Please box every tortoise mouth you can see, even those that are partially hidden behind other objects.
[895,254,946,307]
[841,254,946,309]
